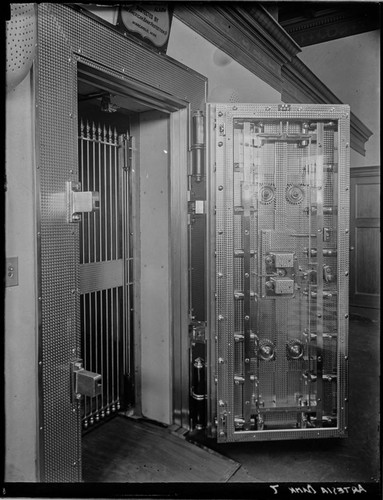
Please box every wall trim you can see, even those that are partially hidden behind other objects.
[174,3,373,156]
[351,166,380,178]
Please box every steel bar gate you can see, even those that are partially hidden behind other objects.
[78,119,134,429]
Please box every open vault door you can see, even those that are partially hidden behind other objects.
[206,103,350,443]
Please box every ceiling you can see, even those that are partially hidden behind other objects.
[270,2,381,46]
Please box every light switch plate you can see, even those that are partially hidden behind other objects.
[6,257,18,287]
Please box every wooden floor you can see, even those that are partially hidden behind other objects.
[82,416,241,482]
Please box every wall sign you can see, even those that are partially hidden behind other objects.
[117,4,173,52]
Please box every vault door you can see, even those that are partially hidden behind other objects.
[210,104,350,443]
[78,119,133,429]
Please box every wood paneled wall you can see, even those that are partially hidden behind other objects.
[349,166,380,312]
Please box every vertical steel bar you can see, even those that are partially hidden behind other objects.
[118,133,127,385]
[114,129,119,404]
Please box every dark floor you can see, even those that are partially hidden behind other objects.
[83,316,380,484]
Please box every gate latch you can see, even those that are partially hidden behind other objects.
[70,360,102,402]
[67,181,99,223]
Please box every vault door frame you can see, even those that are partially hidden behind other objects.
[35,3,206,482]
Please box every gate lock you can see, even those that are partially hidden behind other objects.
[71,360,102,402]
[67,181,99,223]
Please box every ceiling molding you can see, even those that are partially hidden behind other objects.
[279,5,381,47]
[173,4,373,156]
[174,3,301,93]
[282,57,373,156]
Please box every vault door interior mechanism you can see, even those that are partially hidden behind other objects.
[210,103,350,443]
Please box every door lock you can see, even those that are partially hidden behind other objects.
[71,360,102,402]
[67,181,99,222]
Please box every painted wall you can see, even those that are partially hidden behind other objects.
[299,30,380,167]
[5,74,38,481]
[167,17,281,103]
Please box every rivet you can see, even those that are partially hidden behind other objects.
[232,106,237,110]
[219,431,225,437]
[218,142,223,147]
[346,143,349,148]
[218,357,224,364]
[218,185,224,191]
[317,313,322,318]
[218,272,223,278]
[245,358,250,364]
[218,315,224,321]
[218,229,223,235]
[345,229,349,234]
[219,400,225,407]
[245,315,250,321]
[218,111,223,117]
[245,273,249,278]
[345,314,349,319]
[344,355,348,360]
[345,271,349,276]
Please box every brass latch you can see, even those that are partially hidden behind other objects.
[71,360,102,402]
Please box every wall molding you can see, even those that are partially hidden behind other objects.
[351,166,380,178]
[174,3,373,156]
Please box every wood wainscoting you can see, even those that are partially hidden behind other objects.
[349,166,380,320]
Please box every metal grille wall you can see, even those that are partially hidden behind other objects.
[78,120,132,429]
[36,3,206,482]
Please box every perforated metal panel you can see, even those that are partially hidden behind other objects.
[36,3,206,482]
[208,103,350,443]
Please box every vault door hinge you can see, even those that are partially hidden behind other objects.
[119,133,132,172]
[190,110,205,183]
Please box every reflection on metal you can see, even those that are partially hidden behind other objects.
[209,103,350,443]
[79,119,133,429]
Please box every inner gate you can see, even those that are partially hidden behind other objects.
[78,106,135,429]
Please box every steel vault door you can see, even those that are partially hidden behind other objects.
[78,120,133,429]
[208,103,350,443]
